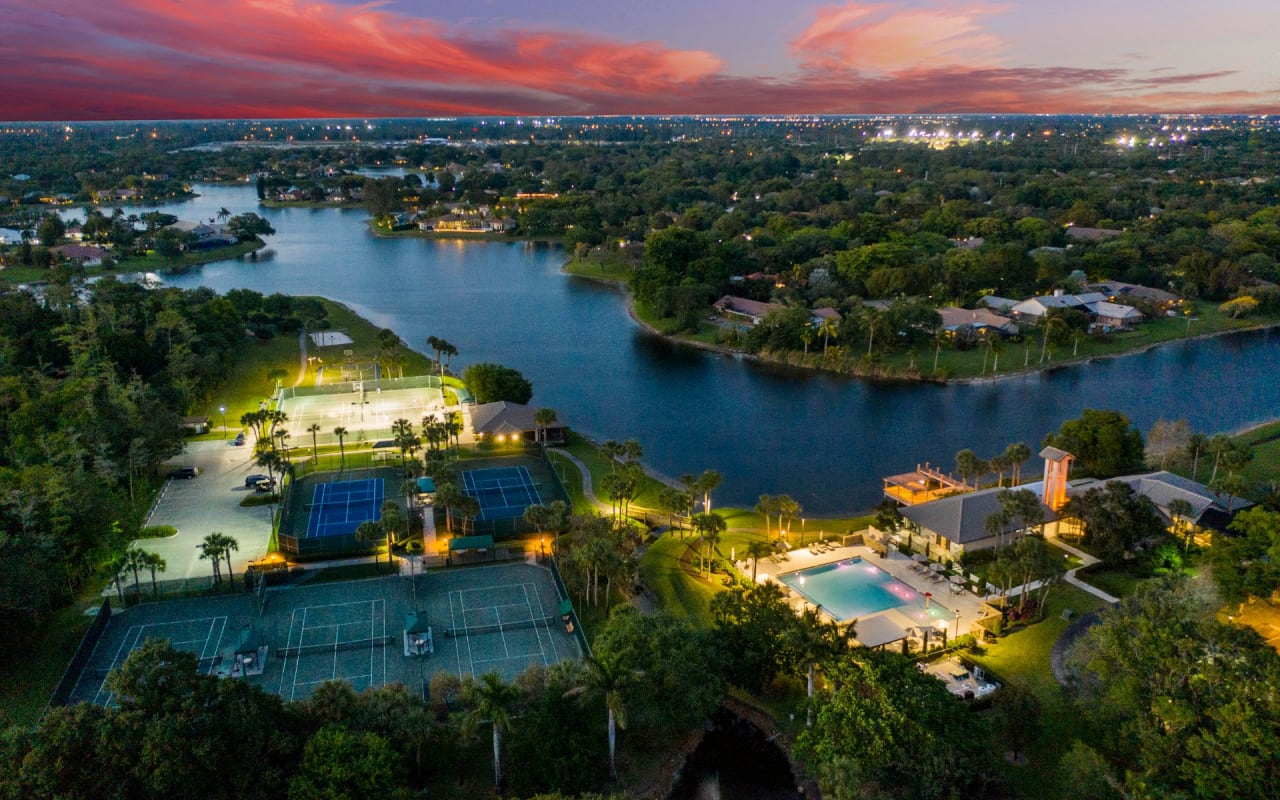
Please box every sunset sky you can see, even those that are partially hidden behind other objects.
[4,0,1277,120]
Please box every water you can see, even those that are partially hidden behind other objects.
[777,557,918,620]
[670,711,801,800]
[76,183,1280,513]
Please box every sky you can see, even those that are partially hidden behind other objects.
[2,0,1277,120]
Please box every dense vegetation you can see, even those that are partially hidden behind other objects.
[0,283,326,639]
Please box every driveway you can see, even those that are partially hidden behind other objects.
[136,440,275,586]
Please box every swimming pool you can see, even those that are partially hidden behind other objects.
[778,557,924,620]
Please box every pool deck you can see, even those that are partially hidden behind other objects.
[740,543,992,649]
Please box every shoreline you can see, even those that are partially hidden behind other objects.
[562,258,1280,388]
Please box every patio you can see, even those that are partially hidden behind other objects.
[919,657,1000,700]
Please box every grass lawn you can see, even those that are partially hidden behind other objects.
[969,583,1107,799]
[561,249,638,284]
[639,533,723,626]
[0,602,97,727]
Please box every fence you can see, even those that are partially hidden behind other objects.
[548,555,591,657]
[278,373,445,402]
[45,599,112,713]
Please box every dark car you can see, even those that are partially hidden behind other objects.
[231,432,246,446]
[244,474,269,488]
[168,466,199,480]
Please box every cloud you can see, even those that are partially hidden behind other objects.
[0,0,1273,119]
[790,2,1008,74]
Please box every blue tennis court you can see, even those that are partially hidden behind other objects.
[305,478,385,538]
[461,467,540,521]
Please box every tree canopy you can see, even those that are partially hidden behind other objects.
[461,362,533,405]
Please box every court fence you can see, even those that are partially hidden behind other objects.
[277,373,445,402]
[548,555,591,657]
[45,599,112,713]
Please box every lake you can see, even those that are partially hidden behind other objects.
[79,183,1280,514]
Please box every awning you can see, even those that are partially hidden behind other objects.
[416,477,437,493]
[405,610,431,634]
[448,535,495,552]
[854,615,910,649]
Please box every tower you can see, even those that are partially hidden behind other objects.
[1039,446,1075,511]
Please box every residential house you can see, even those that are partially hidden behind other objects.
[50,244,107,266]
[712,295,785,326]
[1089,301,1143,330]
[937,307,1019,337]
[811,307,842,326]
[977,296,1018,313]
[1088,280,1180,308]
[1064,226,1123,242]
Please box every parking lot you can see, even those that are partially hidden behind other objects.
[140,440,276,588]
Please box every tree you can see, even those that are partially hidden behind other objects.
[466,672,522,789]
[333,426,348,469]
[818,315,839,356]
[207,532,239,583]
[288,725,405,800]
[1167,497,1196,553]
[755,494,778,539]
[955,448,981,488]
[711,582,797,692]
[462,362,533,404]
[116,547,147,598]
[355,520,384,563]
[1003,441,1031,485]
[37,215,66,247]
[306,423,321,461]
[695,469,722,514]
[745,539,773,582]
[566,654,636,780]
[1063,481,1166,564]
[1043,409,1145,478]
[198,534,224,585]
[993,682,1042,762]
[1209,507,1280,609]
[1146,419,1192,469]
[788,606,855,716]
[691,512,726,577]
[533,407,558,444]
[379,500,407,547]
[141,550,166,597]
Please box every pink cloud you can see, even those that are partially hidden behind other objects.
[791,2,1008,74]
[0,0,1272,119]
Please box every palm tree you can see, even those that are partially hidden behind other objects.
[989,334,1005,373]
[1187,433,1209,482]
[755,494,777,539]
[777,494,802,541]
[355,520,384,564]
[199,535,225,585]
[434,482,464,533]
[122,548,148,597]
[333,426,348,469]
[1072,329,1085,357]
[391,418,417,468]
[955,448,981,488]
[818,316,839,357]
[534,408,558,445]
[568,655,636,780]
[692,512,727,577]
[216,207,231,224]
[696,469,722,515]
[788,608,855,722]
[141,551,167,597]
[1004,442,1031,485]
[745,539,773,582]
[800,326,814,356]
[208,532,239,582]
[931,328,948,375]
[1039,315,1067,363]
[307,423,321,460]
[467,672,522,789]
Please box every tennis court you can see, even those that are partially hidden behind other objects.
[93,615,229,706]
[429,566,579,681]
[277,599,388,701]
[305,478,385,539]
[276,376,446,447]
[461,466,540,521]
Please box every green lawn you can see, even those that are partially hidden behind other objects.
[639,533,723,625]
[968,583,1107,799]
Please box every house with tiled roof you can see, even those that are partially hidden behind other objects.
[712,295,785,326]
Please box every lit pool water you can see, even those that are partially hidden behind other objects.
[778,557,925,621]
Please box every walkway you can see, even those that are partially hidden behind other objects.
[1048,537,1120,604]
[548,450,607,512]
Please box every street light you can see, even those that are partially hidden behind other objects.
[540,537,546,562]
[954,608,961,637]
[219,406,226,438]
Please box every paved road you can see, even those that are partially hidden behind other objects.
[133,440,276,586]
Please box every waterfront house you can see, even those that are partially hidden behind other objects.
[1089,301,1143,330]
[936,307,1019,337]
[1088,280,1180,308]
[469,401,565,445]
[712,295,786,326]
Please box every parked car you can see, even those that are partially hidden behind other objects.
[231,432,246,446]
[168,466,199,480]
[254,479,277,494]
[244,474,269,488]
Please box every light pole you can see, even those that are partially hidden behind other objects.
[219,406,226,439]
[954,609,961,637]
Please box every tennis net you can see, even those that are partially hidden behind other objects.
[276,635,394,658]
[443,617,555,638]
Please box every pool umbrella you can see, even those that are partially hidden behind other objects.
[949,574,964,585]
[929,562,945,573]
[911,553,927,564]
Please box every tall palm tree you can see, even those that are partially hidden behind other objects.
[467,672,522,789]
[692,512,727,577]
[931,328,948,375]
[745,539,773,582]
[788,608,855,722]
[697,469,722,515]
[208,532,239,583]
[568,655,636,780]
[333,426,348,470]
[307,423,321,461]
[534,408,558,445]
[777,495,802,540]
[141,551,166,597]
[1039,315,1067,363]
[198,535,225,585]
[216,207,231,223]
[122,548,148,598]
[818,316,839,357]
[755,494,777,539]
[989,334,1005,373]
[1004,442,1031,485]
